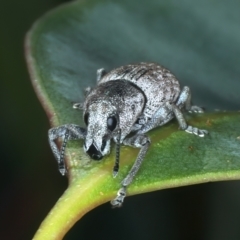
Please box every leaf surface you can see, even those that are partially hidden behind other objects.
[25,0,240,239]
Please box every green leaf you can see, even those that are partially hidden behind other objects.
[25,0,240,239]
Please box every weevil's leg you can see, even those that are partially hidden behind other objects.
[96,68,106,82]
[177,86,204,113]
[166,102,208,137]
[111,134,150,207]
[48,124,86,176]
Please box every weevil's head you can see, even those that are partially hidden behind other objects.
[83,100,119,160]
[82,80,145,161]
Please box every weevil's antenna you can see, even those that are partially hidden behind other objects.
[113,128,121,178]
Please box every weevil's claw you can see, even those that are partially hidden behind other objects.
[59,168,67,176]
[185,125,208,137]
[188,105,204,113]
[58,162,67,176]
[111,187,126,208]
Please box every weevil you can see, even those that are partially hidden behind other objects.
[48,62,208,207]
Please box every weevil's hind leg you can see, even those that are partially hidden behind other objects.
[48,124,86,176]
[96,68,106,82]
[166,102,208,137]
[173,86,208,136]
[177,86,204,113]
[111,134,150,207]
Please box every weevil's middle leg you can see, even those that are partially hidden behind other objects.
[171,86,208,136]
[48,124,86,175]
[111,134,150,207]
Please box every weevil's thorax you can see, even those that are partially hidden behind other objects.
[84,80,146,146]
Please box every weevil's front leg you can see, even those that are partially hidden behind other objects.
[111,134,150,207]
[48,124,86,176]
[166,102,208,137]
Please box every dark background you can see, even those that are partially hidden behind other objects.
[1,1,240,240]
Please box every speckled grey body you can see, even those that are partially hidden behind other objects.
[48,62,208,207]
[100,62,180,119]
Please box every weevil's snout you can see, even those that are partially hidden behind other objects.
[83,102,115,159]
[85,139,108,160]
[86,142,103,160]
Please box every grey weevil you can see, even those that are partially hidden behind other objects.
[48,62,208,207]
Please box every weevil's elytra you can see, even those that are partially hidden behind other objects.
[100,63,180,120]
[48,62,208,207]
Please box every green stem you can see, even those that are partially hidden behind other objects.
[33,172,112,239]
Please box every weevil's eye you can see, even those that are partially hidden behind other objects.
[84,112,89,126]
[107,116,117,131]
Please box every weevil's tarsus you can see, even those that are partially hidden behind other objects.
[73,102,83,110]
[111,187,126,208]
[185,126,208,137]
